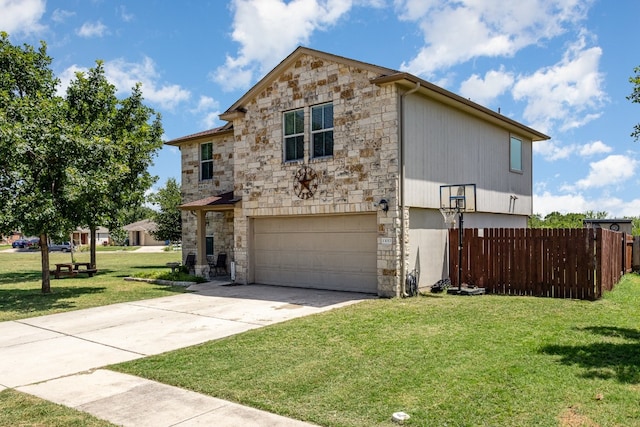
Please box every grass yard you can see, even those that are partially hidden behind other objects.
[0,250,187,321]
[0,389,116,427]
[111,274,640,427]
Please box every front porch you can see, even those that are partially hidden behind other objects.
[179,191,240,280]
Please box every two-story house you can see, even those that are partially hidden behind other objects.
[167,47,549,297]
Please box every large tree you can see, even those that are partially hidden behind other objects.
[628,65,640,140]
[0,34,163,292]
[0,33,79,293]
[65,62,163,267]
[149,178,182,244]
[528,211,608,229]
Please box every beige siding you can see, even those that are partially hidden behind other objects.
[403,93,533,215]
[407,208,449,289]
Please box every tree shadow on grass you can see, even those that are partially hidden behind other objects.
[0,286,107,315]
[0,271,43,285]
[540,326,640,384]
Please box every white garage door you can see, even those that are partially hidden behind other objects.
[253,214,378,293]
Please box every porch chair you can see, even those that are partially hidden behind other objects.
[209,252,227,277]
[185,253,196,275]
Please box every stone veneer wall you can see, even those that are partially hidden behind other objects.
[228,54,403,296]
[180,134,235,261]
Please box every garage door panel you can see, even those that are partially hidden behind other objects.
[253,215,377,293]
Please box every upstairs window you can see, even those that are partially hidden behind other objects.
[284,109,304,161]
[510,135,522,172]
[311,103,333,158]
[201,142,213,180]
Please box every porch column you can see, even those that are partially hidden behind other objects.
[195,210,207,276]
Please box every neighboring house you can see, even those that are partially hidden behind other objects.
[1,232,22,245]
[583,218,633,234]
[72,226,110,246]
[167,47,549,297]
[123,219,166,246]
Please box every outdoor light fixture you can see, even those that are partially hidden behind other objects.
[379,199,389,212]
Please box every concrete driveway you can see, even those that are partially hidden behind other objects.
[1,282,374,426]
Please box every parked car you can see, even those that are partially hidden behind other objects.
[12,239,28,248]
[48,242,72,252]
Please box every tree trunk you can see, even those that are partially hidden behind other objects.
[40,233,51,294]
[90,226,97,269]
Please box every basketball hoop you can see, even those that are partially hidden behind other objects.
[439,208,457,228]
[440,183,477,292]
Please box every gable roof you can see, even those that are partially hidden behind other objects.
[165,122,233,146]
[123,219,158,232]
[169,46,549,145]
[219,46,399,120]
[371,73,549,141]
[219,46,549,142]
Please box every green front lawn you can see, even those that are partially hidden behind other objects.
[0,251,187,321]
[0,389,116,427]
[111,274,640,427]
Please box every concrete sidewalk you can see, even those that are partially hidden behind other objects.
[1,282,374,426]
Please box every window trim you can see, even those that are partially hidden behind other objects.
[509,135,523,173]
[200,142,214,181]
[283,108,305,162]
[311,102,334,159]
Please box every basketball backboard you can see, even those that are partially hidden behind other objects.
[439,184,476,212]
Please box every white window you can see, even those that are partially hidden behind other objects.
[201,142,213,180]
[284,109,304,162]
[510,135,522,172]
[311,103,333,158]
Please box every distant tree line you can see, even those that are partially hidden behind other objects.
[529,211,640,235]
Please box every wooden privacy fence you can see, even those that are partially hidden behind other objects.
[448,228,634,300]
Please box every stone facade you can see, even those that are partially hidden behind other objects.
[227,54,401,296]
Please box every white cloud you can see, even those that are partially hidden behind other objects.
[534,139,612,161]
[56,64,85,96]
[212,0,353,91]
[191,96,222,129]
[103,57,191,109]
[396,0,590,77]
[58,58,191,110]
[533,191,636,218]
[76,21,108,38]
[533,191,588,216]
[118,6,135,23]
[201,111,223,129]
[192,96,219,112]
[0,0,46,35]
[533,139,575,161]
[579,140,612,157]
[512,34,606,133]
[459,67,514,106]
[573,155,638,190]
[51,9,75,24]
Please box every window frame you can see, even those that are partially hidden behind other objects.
[509,135,523,173]
[311,102,334,159]
[283,108,305,162]
[205,236,214,257]
[200,142,214,181]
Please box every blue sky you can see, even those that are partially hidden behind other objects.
[3,0,640,217]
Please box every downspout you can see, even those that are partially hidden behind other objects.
[399,81,420,297]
